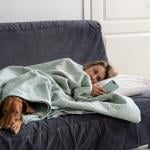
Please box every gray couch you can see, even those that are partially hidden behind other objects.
[0,20,150,150]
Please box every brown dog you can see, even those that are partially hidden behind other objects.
[0,96,35,134]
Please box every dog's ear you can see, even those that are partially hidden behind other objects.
[0,101,4,117]
[23,101,36,114]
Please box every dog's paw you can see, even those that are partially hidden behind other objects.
[10,120,23,134]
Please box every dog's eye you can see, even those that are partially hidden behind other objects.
[13,111,19,115]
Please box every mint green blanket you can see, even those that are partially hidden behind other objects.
[0,58,141,123]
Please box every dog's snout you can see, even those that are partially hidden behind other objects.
[3,114,16,129]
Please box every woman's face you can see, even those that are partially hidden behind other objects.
[85,65,106,84]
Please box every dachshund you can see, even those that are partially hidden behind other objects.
[0,96,36,134]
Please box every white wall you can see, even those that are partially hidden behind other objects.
[84,0,150,78]
[0,0,83,23]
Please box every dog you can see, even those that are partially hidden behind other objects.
[0,96,36,134]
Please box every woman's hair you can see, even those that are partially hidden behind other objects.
[83,60,118,79]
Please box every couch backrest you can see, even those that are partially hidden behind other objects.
[0,20,107,69]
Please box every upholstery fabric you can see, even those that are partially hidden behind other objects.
[0,20,107,69]
[0,20,150,150]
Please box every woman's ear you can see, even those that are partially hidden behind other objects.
[23,101,36,114]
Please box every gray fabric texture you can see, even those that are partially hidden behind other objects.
[0,20,107,69]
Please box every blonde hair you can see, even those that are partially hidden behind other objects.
[83,60,118,79]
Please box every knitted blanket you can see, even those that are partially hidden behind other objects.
[0,58,141,123]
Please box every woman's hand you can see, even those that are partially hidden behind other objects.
[91,83,106,96]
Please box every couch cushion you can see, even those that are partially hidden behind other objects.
[0,20,107,69]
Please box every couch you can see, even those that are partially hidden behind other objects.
[0,20,150,150]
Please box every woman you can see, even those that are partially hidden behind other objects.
[0,58,117,100]
[0,58,141,125]
[84,61,118,96]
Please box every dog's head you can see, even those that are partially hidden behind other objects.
[0,96,35,130]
